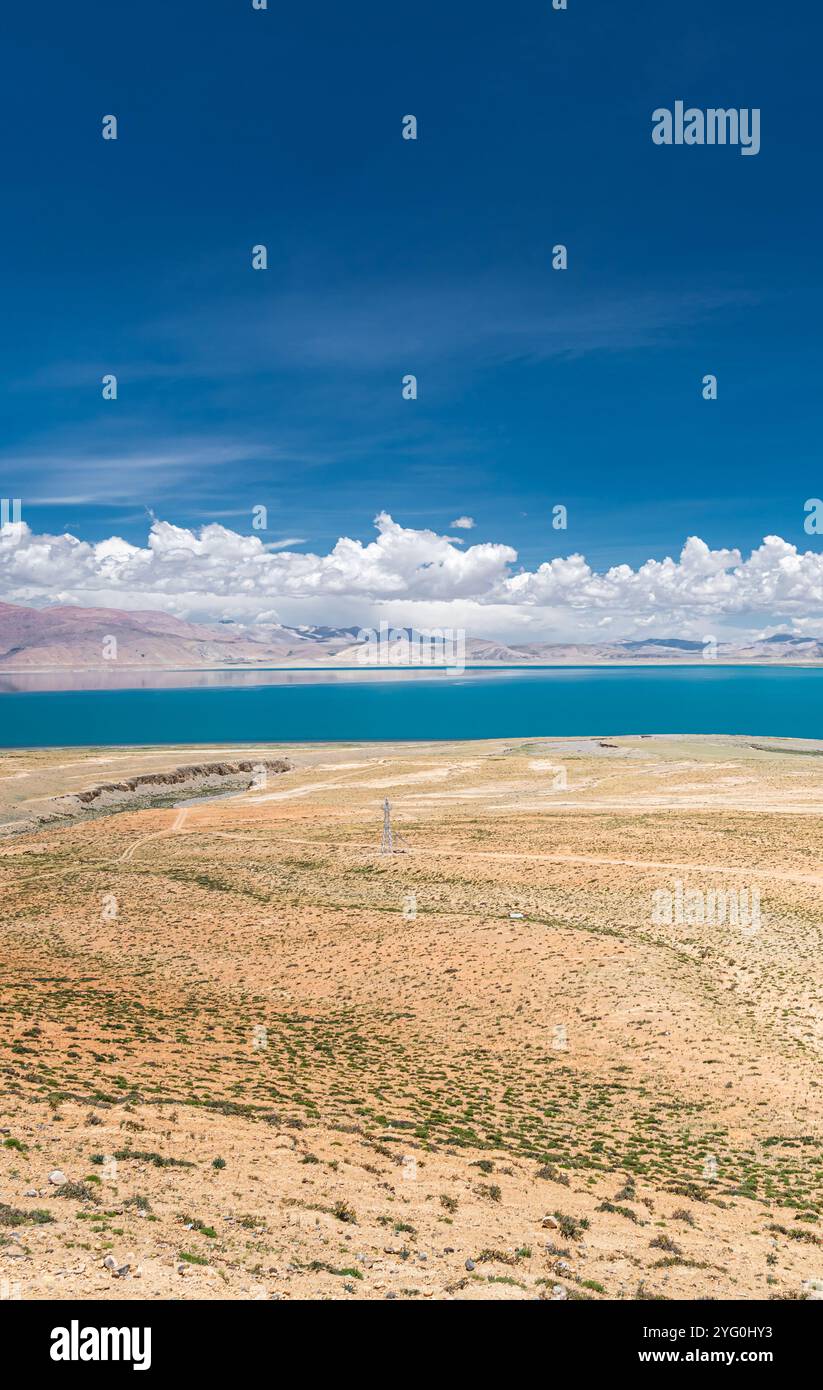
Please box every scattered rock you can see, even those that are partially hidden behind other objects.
[48,1170,67,1185]
[465,1258,476,1271]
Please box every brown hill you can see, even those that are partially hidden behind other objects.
[0,601,342,669]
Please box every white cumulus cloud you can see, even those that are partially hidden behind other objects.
[3,513,823,641]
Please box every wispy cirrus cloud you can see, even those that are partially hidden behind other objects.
[10,274,760,397]
[0,437,295,507]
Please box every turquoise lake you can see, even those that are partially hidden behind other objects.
[3,665,823,748]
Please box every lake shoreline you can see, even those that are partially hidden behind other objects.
[5,659,823,698]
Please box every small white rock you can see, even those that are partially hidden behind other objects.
[48,1170,67,1185]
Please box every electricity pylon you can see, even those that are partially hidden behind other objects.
[380,797,394,854]
[380,797,409,853]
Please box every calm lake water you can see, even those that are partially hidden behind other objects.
[3,665,823,748]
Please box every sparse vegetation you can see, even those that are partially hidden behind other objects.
[649,1234,682,1254]
[0,1203,54,1227]
[553,1212,590,1240]
[1,736,821,1300]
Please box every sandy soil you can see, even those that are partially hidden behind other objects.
[1,734,822,1301]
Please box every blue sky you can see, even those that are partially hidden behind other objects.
[2,0,822,635]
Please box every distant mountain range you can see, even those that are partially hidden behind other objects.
[0,601,357,669]
[2,600,823,669]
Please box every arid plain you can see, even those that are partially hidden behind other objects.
[1,735,822,1301]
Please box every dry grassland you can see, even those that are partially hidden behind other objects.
[1,735,821,1300]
